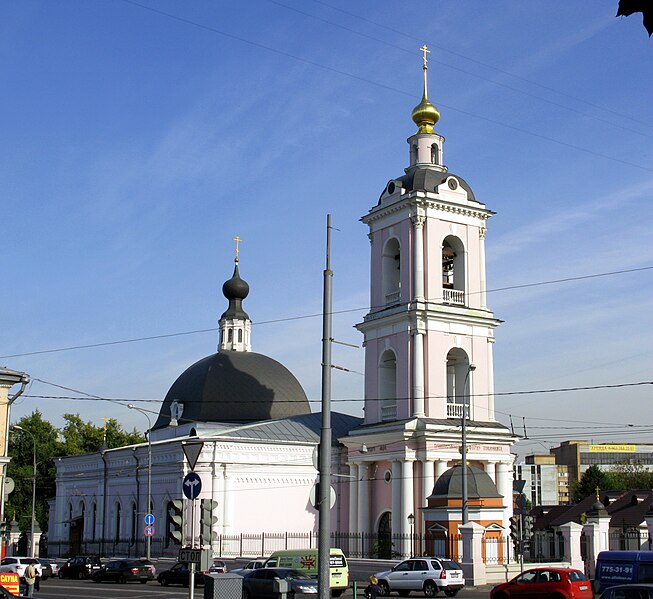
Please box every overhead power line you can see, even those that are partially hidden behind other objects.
[2,264,651,359]
[116,0,653,174]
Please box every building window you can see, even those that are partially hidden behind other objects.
[382,238,401,305]
[442,236,465,305]
[379,349,397,421]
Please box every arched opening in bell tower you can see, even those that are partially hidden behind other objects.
[379,349,397,421]
[446,348,473,419]
[442,236,465,305]
[382,238,401,306]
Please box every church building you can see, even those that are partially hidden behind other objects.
[48,49,515,559]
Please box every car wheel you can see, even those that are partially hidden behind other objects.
[92,576,100,583]
[78,571,85,580]
[443,590,458,597]
[160,578,168,586]
[118,575,126,584]
[493,593,508,599]
[399,592,411,597]
[140,579,147,584]
[424,581,438,597]
[243,590,250,599]
[58,571,64,579]
[379,581,390,596]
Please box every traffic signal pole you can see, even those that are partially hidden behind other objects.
[189,498,196,599]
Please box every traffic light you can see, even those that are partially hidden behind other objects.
[509,515,521,554]
[168,499,183,545]
[521,515,533,553]
[200,499,219,545]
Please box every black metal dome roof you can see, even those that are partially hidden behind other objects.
[221,263,250,320]
[152,350,310,429]
[428,464,502,500]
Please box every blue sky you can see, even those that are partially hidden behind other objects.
[2,1,652,458]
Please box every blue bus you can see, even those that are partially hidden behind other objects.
[595,551,653,593]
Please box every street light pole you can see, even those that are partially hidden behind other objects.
[128,405,152,561]
[12,426,36,558]
[461,363,476,525]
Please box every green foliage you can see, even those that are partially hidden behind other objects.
[571,465,609,503]
[5,411,145,534]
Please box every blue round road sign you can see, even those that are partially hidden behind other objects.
[183,472,202,500]
[144,513,155,525]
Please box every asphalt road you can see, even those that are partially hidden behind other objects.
[30,577,492,599]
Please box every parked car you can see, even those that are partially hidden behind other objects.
[37,559,54,580]
[140,559,156,580]
[599,583,653,598]
[374,557,465,597]
[0,557,42,581]
[91,559,150,584]
[157,562,206,586]
[490,567,592,599]
[231,558,267,576]
[208,560,227,574]
[58,555,102,579]
[242,568,318,599]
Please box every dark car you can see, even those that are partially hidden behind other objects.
[91,559,150,584]
[599,583,653,598]
[242,568,318,599]
[58,555,103,579]
[157,562,206,587]
[37,559,54,580]
[490,567,592,599]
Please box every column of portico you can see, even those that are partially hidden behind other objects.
[222,464,233,534]
[485,461,497,484]
[487,339,496,419]
[496,459,514,529]
[435,459,449,480]
[348,463,359,534]
[358,464,370,535]
[400,460,414,556]
[391,461,402,535]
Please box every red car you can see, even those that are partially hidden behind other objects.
[490,567,592,599]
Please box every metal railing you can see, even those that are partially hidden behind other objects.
[443,289,465,305]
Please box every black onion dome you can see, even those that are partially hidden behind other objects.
[428,464,502,500]
[152,350,310,429]
[221,264,250,320]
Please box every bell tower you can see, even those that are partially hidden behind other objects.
[342,48,514,549]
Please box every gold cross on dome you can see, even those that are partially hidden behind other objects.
[101,416,110,442]
[232,235,243,261]
[420,44,430,68]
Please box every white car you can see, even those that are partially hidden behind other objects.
[230,558,267,576]
[374,557,465,597]
[0,557,43,580]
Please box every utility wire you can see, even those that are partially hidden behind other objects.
[115,0,653,174]
[2,264,651,360]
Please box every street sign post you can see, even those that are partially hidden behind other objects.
[183,472,202,500]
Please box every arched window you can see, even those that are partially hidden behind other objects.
[379,349,397,421]
[91,503,97,541]
[382,238,401,306]
[228,329,233,343]
[446,349,473,419]
[131,501,137,543]
[115,502,121,541]
[238,329,243,343]
[442,236,465,305]
[431,143,439,165]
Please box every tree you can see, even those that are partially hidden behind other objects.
[59,413,143,455]
[605,459,653,490]
[5,411,145,534]
[617,0,653,36]
[5,411,60,534]
[571,465,609,503]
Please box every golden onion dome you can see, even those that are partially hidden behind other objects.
[411,95,440,134]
